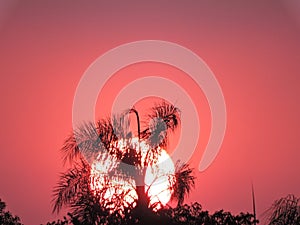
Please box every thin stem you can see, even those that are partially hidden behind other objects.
[129,108,141,141]
[252,182,257,225]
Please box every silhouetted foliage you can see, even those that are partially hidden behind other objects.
[51,101,258,225]
[43,215,69,225]
[53,102,197,224]
[46,202,258,225]
[159,202,258,225]
[0,198,23,225]
[171,161,195,207]
[264,194,300,225]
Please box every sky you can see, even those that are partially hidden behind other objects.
[0,1,300,224]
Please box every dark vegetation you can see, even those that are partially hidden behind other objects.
[263,194,300,225]
[0,199,22,225]
[49,102,258,224]
[2,195,300,224]
[1,103,298,224]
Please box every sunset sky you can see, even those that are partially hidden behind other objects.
[0,1,300,224]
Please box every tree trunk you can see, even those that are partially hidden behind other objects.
[134,167,150,222]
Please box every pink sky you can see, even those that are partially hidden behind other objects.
[0,1,300,224]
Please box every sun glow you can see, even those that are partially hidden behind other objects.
[90,137,175,211]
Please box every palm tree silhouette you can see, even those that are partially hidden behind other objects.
[52,102,195,224]
[264,194,300,225]
[171,161,195,207]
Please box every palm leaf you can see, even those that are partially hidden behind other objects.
[141,101,180,149]
[61,119,120,165]
[52,158,90,214]
[264,194,300,225]
[171,161,195,207]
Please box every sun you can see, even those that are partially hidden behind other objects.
[90,137,175,211]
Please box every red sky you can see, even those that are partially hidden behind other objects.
[0,1,300,224]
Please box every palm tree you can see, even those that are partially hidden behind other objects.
[264,194,300,225]
[52,102,195,224]
[171,161,195,207]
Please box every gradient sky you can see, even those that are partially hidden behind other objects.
[0,1,300,224]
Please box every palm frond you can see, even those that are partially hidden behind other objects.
[264,194,300,225]
[96,118,118,147]
[61,133,80,165]
[150,101,180,131]
[171,161,195,207]
[141,101,180,148]
[52,158,90,214]
[111,113,132,140]
[61,118,121,165]
[69,189,109,224]
[61,122,101,165]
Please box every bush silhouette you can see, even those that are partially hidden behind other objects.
[0,198,23,225]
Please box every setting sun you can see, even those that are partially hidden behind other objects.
[90,137,175,211]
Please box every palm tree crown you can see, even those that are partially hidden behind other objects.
[52,101,195,224]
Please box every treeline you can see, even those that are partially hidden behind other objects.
[1,194,300,225]
[45,202,258,225]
